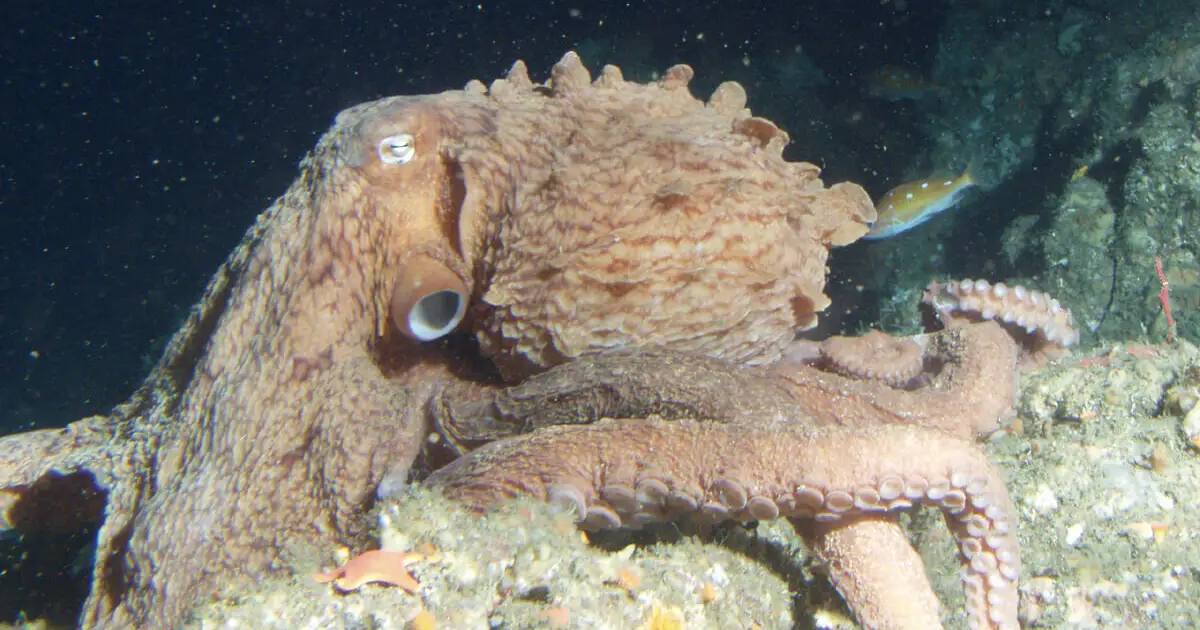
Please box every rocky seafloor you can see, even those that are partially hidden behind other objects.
[184,340,1200,630]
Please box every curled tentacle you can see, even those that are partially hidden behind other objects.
[427,418,1020,630]
[923,278,1079,366]
[819,329,925,387]
[774,322,1019,438]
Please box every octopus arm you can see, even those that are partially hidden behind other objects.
[427,418,1020,630]
[437,323,1021,449]
[795,517,944,629]
[778,322,1021,438]
[431,347,803,449]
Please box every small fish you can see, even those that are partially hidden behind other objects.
[863,169,976,240]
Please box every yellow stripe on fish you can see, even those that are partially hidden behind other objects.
[863,169,976,240]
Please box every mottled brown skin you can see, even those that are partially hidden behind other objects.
[0,53,873,628]
[470,59,874,379]
[0,93,476,627]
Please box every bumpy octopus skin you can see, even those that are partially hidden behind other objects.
[471,57,874,379]
[0,52,872,628]
[429,321,1027,630]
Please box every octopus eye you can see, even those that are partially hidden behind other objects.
[390,255,468,341]
[378,134,415,165]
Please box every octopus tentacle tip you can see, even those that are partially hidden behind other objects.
[924,277,1078,365]
[390,254,469,342]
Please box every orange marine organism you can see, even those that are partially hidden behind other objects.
[313,549,425,593]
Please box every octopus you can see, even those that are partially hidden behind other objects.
[0,52,1073,629]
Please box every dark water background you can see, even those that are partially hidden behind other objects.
[0,0,945,439]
